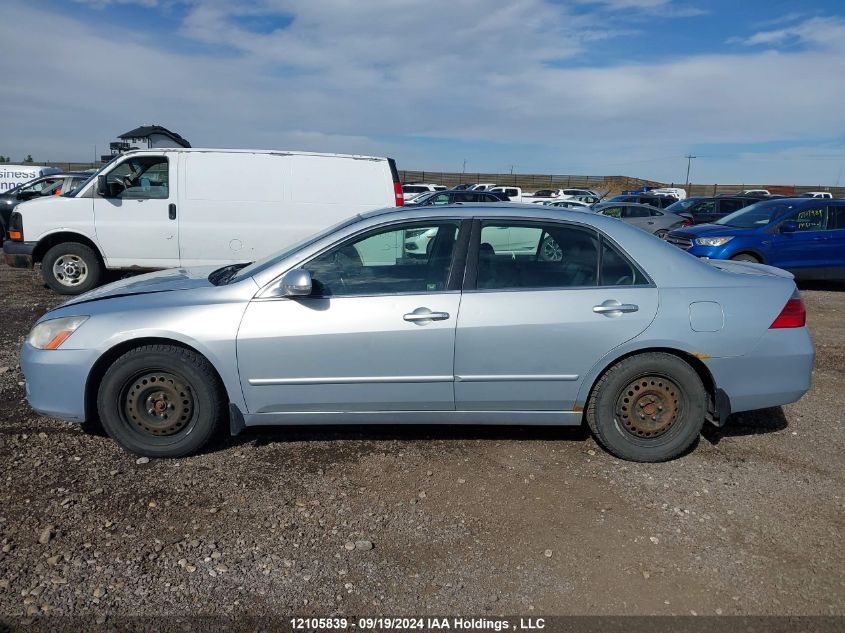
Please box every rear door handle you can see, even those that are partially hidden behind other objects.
[168,203,177,220]
[404,308,450,323]
[593,300,639,316]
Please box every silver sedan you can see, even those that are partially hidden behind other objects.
[592,202,690,238]
[20,205,814,462]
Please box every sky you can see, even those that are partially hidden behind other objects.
[2,0,845,185]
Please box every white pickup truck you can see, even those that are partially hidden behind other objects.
[490,187,602,204]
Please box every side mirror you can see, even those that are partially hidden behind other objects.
[280,268,312,296]
[18,190,39,201]
[780,221,798,234]
[97,175,109,198]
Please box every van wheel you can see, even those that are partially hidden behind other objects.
[42,242,102,294]
[97,345,226,458]
[586,352,706,462]
[730,253,760,263]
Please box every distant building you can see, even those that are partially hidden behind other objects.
[101,125,190,162]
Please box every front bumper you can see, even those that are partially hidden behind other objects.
[3,240,36,268]
[20,342,97,422]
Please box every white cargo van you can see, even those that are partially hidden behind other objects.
[0,165,61,192]
[3,148,403,294]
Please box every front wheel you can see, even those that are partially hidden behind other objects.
[97,345,227,457]
[730,253,760,263]
[41,242,102,294]
[586,352,706,462]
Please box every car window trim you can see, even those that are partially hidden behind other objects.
[464,216,654,292]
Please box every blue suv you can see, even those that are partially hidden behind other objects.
[666,198,845,281]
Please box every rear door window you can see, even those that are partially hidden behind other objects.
[791,207,828,231]
[828,206,845,230]
[718,199,744,215]
[622,206,651,219]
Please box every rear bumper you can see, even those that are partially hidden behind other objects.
[3,240,35,268]
[20,342,95,422]
[708,327,814,414]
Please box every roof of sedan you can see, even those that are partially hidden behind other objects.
[359,203,632,231]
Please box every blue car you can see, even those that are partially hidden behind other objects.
[666,198,845,281]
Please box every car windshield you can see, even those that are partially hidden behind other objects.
[714,200,797,228]
[665,198,702,212]
[227,215,362,283]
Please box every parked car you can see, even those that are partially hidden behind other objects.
[406,190,506,206]
[738,189,771,197]
[488,186,525,202]
[0,164,61,192]
[606,194,678,209]
[593,203,688,238]
[21,204,813,464]
[521,188,601,204]
[665,198,845,280]
[649,187,687,200]
[468,183,498,191]
[402,183,446,201]
[801,192,833,199]
[664,196,760,225]
[546,199,593,211]
[1,172,90,245]
[3,149,403,295]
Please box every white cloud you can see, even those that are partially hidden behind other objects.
[739,15,845,49]
[1,1,844,184]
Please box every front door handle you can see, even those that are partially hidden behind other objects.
[168,203,177,220]
[404,308,450,323]
[593,300,639,317]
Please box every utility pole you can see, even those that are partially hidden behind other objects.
[685,154,697,186]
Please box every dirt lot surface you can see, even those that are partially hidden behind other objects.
[0,265,843,622]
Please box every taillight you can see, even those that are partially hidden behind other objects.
[770,290,806,329]
[681,219,693,227]
[387,157,403,207]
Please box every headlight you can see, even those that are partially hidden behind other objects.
[27,316,89,350]
[695,236,734,247]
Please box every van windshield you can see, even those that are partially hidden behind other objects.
[227,215,363,284]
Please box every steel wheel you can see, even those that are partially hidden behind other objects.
[615,374,682,439]
[120,371,195,437]
[52,254,89,287]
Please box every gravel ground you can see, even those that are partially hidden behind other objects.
[0,265,843,621]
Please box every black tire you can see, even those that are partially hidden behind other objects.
[42,242,102,295]
[586,352,706,462]
[730,253,760,263]
[97,345,227,458]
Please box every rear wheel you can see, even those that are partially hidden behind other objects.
[586,352,706,462]
[42,242,102,294]
[730,253,760,263]
[97,345,226,457]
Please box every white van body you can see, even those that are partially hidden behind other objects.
[0,165,61,192]
[488,186,523,202]
[650,187,687,200]
[10,148,400,273]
